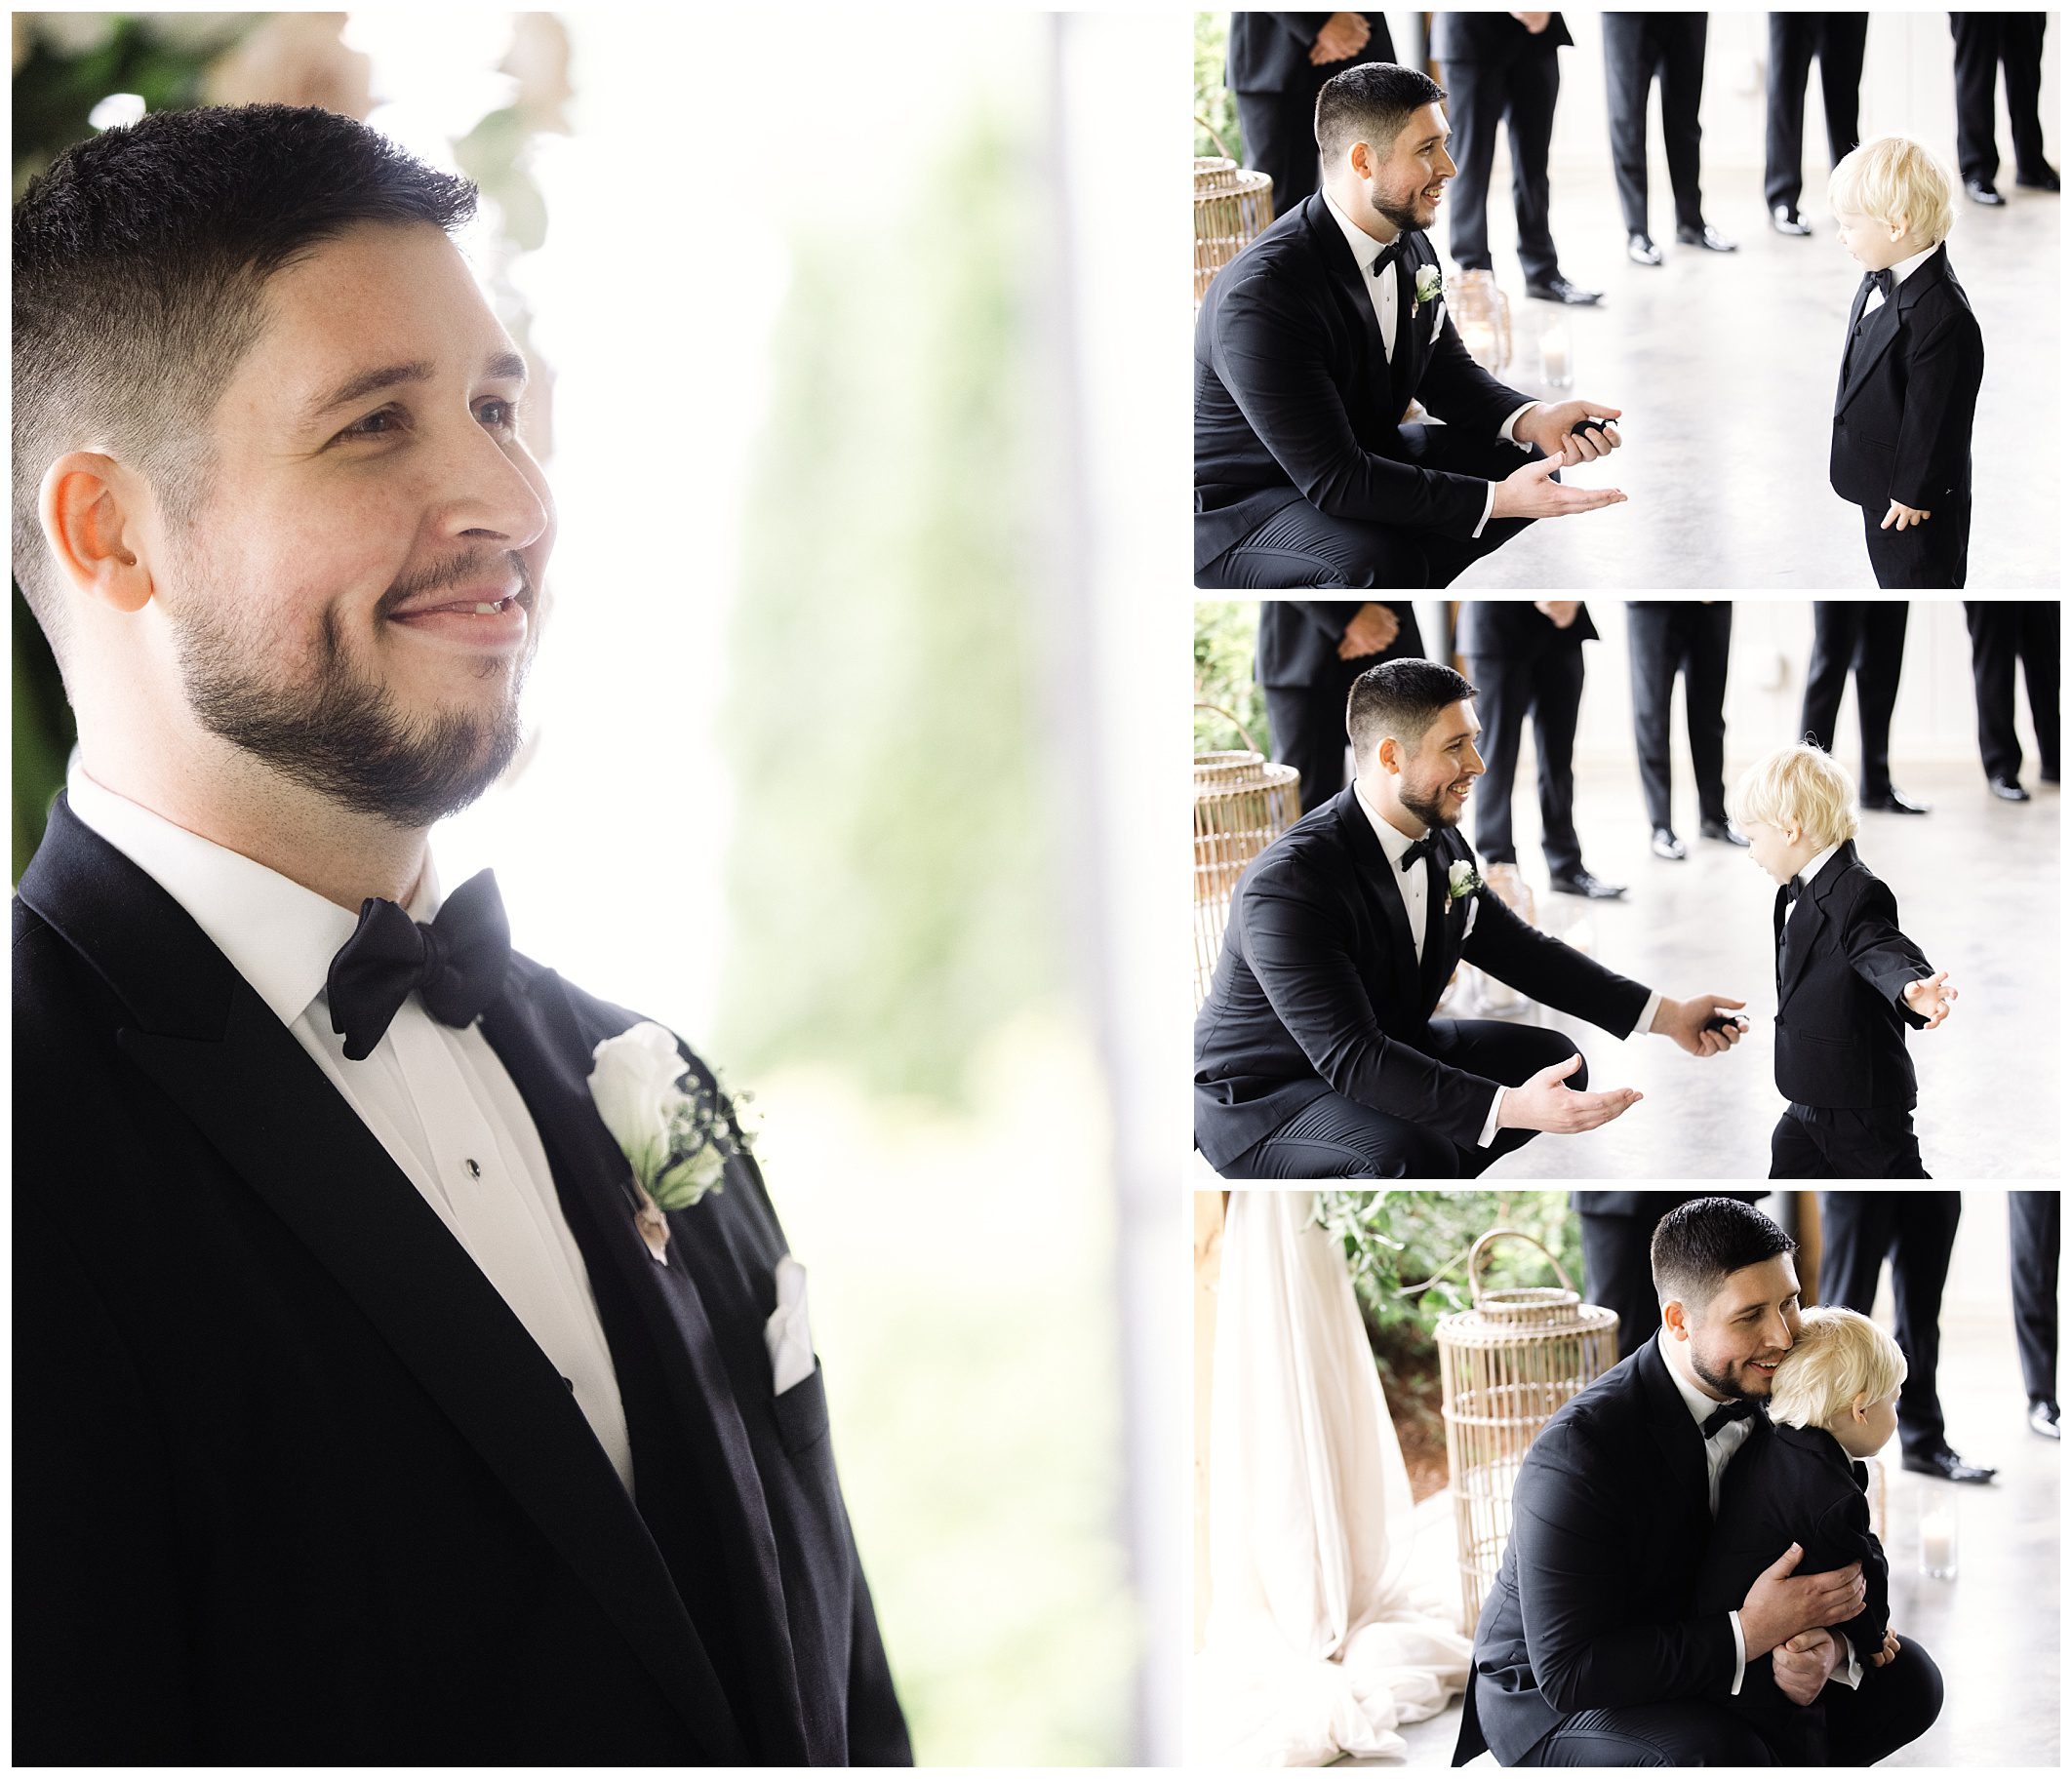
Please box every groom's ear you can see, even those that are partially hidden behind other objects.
[1662,1297,1689,1341]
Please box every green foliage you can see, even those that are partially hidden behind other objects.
[720,111,1058,1107]
[1193,12,1241,163]
[1192,599,1267,757]
[1313,1191,1586,1396]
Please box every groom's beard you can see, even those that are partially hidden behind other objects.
[1691,1345,1769,1403]
[1398,780,1458,832]
[1367,185,1426,238]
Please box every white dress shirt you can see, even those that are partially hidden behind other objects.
[1354,782,1660,1148]
[1785,841,1844,920]
[1321,188,1538,540]
[1860,243,1935,320]
[1656,1330,1863,1697]
[65,765,635,1492]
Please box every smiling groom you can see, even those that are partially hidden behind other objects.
[13,105,907,1764]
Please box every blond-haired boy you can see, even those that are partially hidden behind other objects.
[1731,743,1955,1176]
[1693,1307,1908,1761]
[1828,135,1984,587]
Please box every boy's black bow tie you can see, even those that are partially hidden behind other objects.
[1702,1399,1758,1439]
[1787,874,1807,899]
[1860,267,1895,300]
[327,868,511,1061]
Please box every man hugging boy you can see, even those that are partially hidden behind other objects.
[1693,1307,1908,1763]
[1731,744,1957,1177]
[1828,135,1985,587]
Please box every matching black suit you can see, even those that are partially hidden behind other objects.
[1196,192,1544,588]
[1770,840,1933,1178]
[1602,12,1713,239]
[13,798,910,1764]
[1453,1336,1941,1766]
[1194,784,1652,1178]
[1455,600,1596,880]
[1255,599,1426,811]
[1949,13,2053,191]
[1801,600,1911,803]
[1625,600,1733,838]
[1830,245,1984,588]
[1224,13,1397,217]
[1764,13,1868,217]
[1692,1416,1892,1764]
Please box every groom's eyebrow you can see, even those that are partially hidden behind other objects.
[1732,1291,1800,1320]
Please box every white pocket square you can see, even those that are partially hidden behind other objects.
[765,1255,816,1395]
[1429,299,1445,342]
[1462,896,1479,939]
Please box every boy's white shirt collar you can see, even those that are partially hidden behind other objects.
[1888,242,1936,287]
[1796,841,1845,890]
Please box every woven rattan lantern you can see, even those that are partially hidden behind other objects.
[1443,267,1513,375]
[1194,154,1273,305]
[1437,1229,1619,1632]
[1193,705,1300,1005]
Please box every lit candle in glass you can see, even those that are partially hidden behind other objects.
[1541,320,1573,390]
[1919,1502,1957,1578]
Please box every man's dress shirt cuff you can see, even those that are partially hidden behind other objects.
[1832,1634,1864,1690]
[1635,988,1663,1039]
[1729,1609,1746,1695]
[1477,1086,1506,1149]
[1469,402,1544,539]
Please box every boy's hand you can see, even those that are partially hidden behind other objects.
[1903,970,1958,1028]
[1870,1627,1902,1668]
[1882,499,1933,531]
[1652,992,1750,1056]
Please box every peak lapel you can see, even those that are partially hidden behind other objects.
[1333,787,1420,993]
[480,972,810,1763]
[1836,285,1904,413]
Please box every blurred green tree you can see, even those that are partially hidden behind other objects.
[1193,598,1267,757]
[1194,12,1241,162]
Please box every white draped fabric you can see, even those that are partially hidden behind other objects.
[1196,1191,1473,1765]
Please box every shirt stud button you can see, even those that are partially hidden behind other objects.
[465,1158,482,1179]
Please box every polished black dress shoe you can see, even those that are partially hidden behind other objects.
[1771,205,1813,236]
[1991,776,2030,802]
[2030,1399,2061,1440]
[1675,222,1737,252]
[1650,827,1686,861]
[1966,178,2006,206]
[1525,272,1603,305]
[1626,232,1662,266]
[1902,1446,1998,1483]
[2014,164,2059,191]
[1863,788,1932,814]
[1698,818,1749,847]
[1550,867,1627,899]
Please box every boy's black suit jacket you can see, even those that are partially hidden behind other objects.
[1195,191,1534,573]
[1692,1416,1890,1730]
[1828,245,1984,513]
[1773,840,1931,1109]
[13,796,910,1765]
[1451,1337,1737,1765]
[1193,784,1649,1166]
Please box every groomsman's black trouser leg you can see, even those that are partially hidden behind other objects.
[1234,83,1324,217]
[1204,431,1547,589]
[2019,602,2059,778]
[2003,13,2051,181]
[1819,1191,1961,1459]
[2010,1191,2059,1405]
[1862,494,1969,587]
[1814,15,1868,170]
[1531,642,1586,879]
[1800,601,1863,754]
[1950,14,2004,186]
[1850,601,1908,800]
[1764,13,1818,213]
[1684,604,1733,825]
[1658,16,1710,231]
[1221,1021,1585,1178]
[1443,58,1502,271]
[1467,652,1530,864]
[1603,15,1656,237]
[1966,600,2031,782]
[1517,1698,1776,1765]
[1627,605,1682,833]
[1506,51,1563,285]
[1576,1211,1665,1362]
[1263,673,1358,813]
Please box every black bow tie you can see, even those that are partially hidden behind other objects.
[1861,267,1894,302]
[1701,1399,1758,1440]
[327,868,511,1061]
[1372,237,1407,277]
[1401,833,1437,871]
[1787,874,1806,900]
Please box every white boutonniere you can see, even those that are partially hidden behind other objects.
[586,1022,754,1264]
[1447,859,1484,905]
[1414,263,1444,316]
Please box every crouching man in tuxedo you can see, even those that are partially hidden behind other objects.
[12,106,907,1764]
[1194,659,1748,1178]
[1195,60,1628,589]
[1454,1197,1944,1765]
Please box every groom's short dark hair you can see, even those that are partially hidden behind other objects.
[1651,1199,1797,1312]
[1346,657,1476,762]
[12,102,475,667]
[1315,61,1448,163]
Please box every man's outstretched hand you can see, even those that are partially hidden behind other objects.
[1495,1052,1642,1134]
[1514,399,1624,466]
[1490,454,1628,521]
[1652,993,1751,1056]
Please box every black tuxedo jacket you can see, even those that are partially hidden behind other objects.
[1829,246,1984,512]
[1432,10,1574,60]
[1194,784,1649,1166]
[1225,12,1396,92]
[13,797,910,1765]
[1452,1338,1736,1765]
[1692,1416,1889,1725]
[1195,191,1534,573]
[1455,598,1599,657]
[1255,599,1423,689]
[1773,841,1930,1110]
